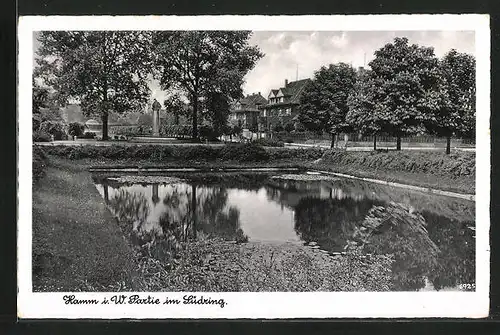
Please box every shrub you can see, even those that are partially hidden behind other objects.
[319,150,475,178]
[39,121,67,140]
[219,143,269,162]
[80,132,96,139]
[199,124,218,141]
[284,122,295,133]
[113,126,143,137]
[273,124,284,132]
[68,122,85,137]
[267,147,324,160]
[253,138,284,147]
[174,146,220,161]
[33,114,42,132]
[33,130,52,142]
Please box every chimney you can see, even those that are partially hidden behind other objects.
[285,79,288,87]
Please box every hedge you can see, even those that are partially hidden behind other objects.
[36,143,323,163]
[319,150,475,178]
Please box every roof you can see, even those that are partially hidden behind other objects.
[267,78,311,105]
[231,93,268,112]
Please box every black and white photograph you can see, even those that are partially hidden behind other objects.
[18,15,490,319]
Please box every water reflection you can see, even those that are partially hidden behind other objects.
[94,172,475,291]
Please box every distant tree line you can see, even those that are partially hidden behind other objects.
[297,37,475,154]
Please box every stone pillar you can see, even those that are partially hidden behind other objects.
[152,109,159,136]
[152,99,161,137]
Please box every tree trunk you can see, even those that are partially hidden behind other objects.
[446,136,451,154]
[344,133,349,150]
[175,113,179,125]
[103,182,109,204]
[330,133,336,149]
[192,94,198,140]
[101,111,109,141]
[191,184,197,240]
[373,134,377,151]
[396,135,401,151]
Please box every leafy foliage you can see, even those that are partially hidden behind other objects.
[33,131,52,142]
[35,31,153,140]
[319,149,475,178]
[39,121,67,140]
[219,143,270,162]
[68,122,85,137]
[153,31,263,139]
[298,63,356,134]
[347,38,442,140]
[424,49,476,140]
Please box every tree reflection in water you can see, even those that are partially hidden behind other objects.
[294,197,380,251]
[107,182,248,263]
[423,211,475,290]
[291,180,473,291]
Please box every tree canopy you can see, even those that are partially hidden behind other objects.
[152,31,263,139]
[298,63,357,139]
[424,49,476,145]
[348,37,443,149]
[35,31,153,139]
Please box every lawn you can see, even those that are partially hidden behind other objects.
[32,158,142,291]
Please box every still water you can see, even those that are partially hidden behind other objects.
[94,172,475,292]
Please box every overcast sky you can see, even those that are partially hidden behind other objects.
[34,30,475,104]
[242,30,475,97]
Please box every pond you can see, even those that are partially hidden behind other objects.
[93,171,475,292]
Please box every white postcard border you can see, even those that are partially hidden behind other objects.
[18,14,490,319]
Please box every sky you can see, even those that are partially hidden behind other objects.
[34,30,475,104]
[242,30,476,97]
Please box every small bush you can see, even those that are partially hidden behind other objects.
[68,122,85,137]
[199,124,218,141]
[33,130,52,142]
[39,121,67,140]
[33,114,42,132]
[80,132,96,139]
[174,146,220,161]
[219,143,269,162]
[284,122,295,133]
[273,124,284,132]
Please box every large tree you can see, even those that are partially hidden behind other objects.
[35,31,153,140]
[152,31,263,140]
[424,49,476,154]
[346,68,383,150]
[297,63,356,148]
[364,37,442,150]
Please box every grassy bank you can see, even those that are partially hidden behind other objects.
[311,150,475,194]
[32,156,142,291]
[37,144,475,194]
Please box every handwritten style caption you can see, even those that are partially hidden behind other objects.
[63,294,227,308]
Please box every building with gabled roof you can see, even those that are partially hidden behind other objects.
[229,92,267,131]
[261,78,311,132]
